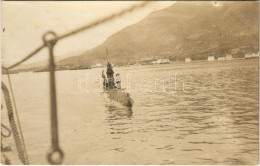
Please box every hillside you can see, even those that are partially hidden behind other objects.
[59,1,259,66]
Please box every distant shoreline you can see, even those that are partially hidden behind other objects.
[2,57,258,75]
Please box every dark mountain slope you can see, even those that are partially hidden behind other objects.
[60,1,259,65]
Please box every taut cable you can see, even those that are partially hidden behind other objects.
[1,2,152,70]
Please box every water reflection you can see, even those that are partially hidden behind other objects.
[3,60,257,164]
[105,104,133,120]
[105,103,133,139]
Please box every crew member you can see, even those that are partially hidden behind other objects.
[106,62,114,89]
[102,70,108,91]
[115,73,121,89]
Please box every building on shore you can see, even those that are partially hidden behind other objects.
[245,52,259,59]
[218,57,226,61]
[245,54,252,59]
[208,56,215,61]
[252,52,259,58]
[91,63,104,68]
[225,54,233,60]
[185,58,192,62]
[151,58,170,64]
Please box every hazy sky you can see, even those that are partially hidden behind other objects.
[2,1,175,66]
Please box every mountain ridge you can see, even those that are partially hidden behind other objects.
[58,1,259,66]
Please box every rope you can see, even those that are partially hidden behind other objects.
[1,1,152,70]
[6,70,30,164]
[2,44,45,70]
[1,82,29,165]
[1,123,11,138]
[56,1,151,40]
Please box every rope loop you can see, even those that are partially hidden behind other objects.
[1,123,12,138]
[42,31,58,47]
[47,147,64,165]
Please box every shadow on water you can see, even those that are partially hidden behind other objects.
[105,104,133,120]
[104,103,133,139]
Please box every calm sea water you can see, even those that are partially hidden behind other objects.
[1,59,259,164]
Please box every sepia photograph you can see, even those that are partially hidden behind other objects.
[1,1,259,165]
